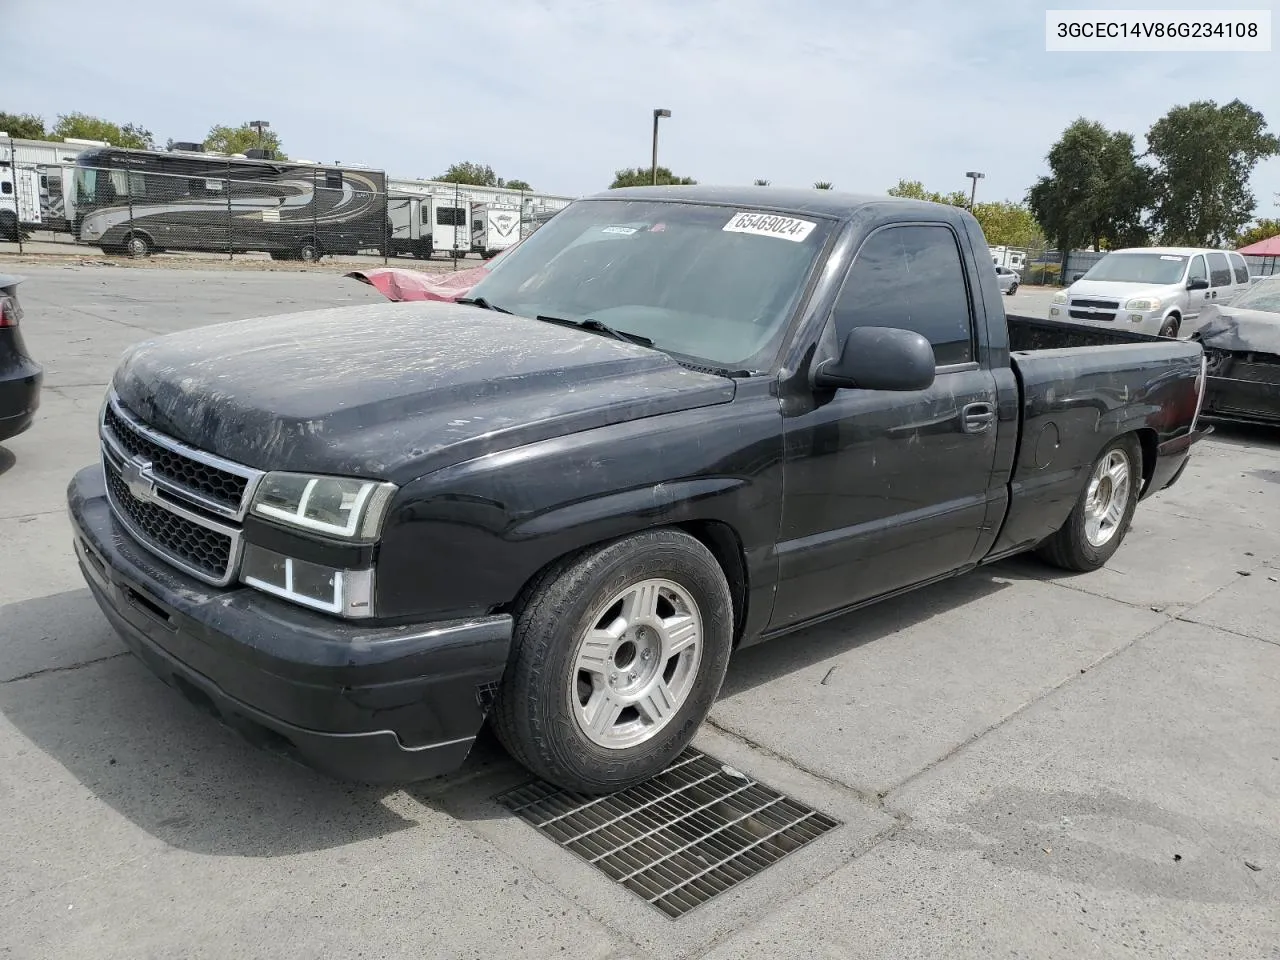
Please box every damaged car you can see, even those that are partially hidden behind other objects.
[1192,276,1280,425]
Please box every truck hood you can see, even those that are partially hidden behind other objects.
[110,301,736,484]
[1067,279,1175,301]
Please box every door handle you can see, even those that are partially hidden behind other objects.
[961,402,995,434]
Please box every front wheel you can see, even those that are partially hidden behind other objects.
[297,238,321,262]
[491,529,734,794]
[1035,434,1143,572]
[1158,315,1181,338]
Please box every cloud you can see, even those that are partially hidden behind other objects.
[7,0,1278,212]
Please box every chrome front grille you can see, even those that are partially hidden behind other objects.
[99,391,263,586]
[1068,297,1120,323]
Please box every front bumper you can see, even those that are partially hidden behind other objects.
[68,465,513,784]
[1200,375,1280,425]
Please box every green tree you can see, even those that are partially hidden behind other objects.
[610,166,697,188]
[1147,99,1280,246]
[435,161,499,186]
[1027,118,1151,257]
[434,162,532,190]
[813,181,834,190]
[0,112,47,139]
[51,112,153,148]
[1237,218,1280,247]
[971,201,1046,248]
[754,179,771,186]
[204,123,286,157]
[887,180,1045,247]
[887,179,968,206]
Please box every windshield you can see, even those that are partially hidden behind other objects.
[1231,278,1280,314]
[73,167,98,207]
[465,199,835,370]
[1081,252,1188,285]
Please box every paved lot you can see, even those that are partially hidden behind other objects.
[1,265,1277,960]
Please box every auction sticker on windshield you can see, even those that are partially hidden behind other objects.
[723,212,817,242]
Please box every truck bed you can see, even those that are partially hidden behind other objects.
[1006,313,1167,352]
[991,312,1204,558]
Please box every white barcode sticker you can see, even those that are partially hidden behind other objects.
[723,212,817,242]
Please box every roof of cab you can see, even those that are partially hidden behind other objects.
[588,184,967,223]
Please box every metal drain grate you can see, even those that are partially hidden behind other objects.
[497,748,841,919]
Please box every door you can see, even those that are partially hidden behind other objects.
[1229,252,1252,296]
[1206,251,1234,306]
[1185,255,1209,321]
[770,222,1001,631]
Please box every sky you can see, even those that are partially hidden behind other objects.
[7,0,1279,216]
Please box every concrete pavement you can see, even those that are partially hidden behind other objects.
[1,265,1276,959]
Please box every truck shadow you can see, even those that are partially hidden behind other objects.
[717,566,1015,699]
[0,589,426,858]
[1202,419,1280,450]
[0,568,1020,854]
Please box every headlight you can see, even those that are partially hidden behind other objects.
[241,543,375,617]
[1052,293,1067,304]
[251,473,397,541]
[1124,297,1161,311]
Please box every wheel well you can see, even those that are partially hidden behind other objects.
[1135,428,1157,488]
[503,521,751,646]
[675,520,749,647]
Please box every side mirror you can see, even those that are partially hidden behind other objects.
[813,327,936,392]
[1071,272,1083,282]
[1187,277,1209,291]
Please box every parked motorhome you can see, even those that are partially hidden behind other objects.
[72,146,388,260]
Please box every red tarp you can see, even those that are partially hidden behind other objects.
[345,241,520,302]
[1237,235,1280,256]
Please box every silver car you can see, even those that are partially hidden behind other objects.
[995,264,1020,296]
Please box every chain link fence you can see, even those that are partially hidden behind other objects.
[1,147,567,267]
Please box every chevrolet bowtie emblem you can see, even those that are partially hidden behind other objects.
[121,457,157,504]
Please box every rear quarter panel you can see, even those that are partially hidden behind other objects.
[991,337,1203,555]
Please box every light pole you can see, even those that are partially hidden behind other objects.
[651,108,671,186]
[965,170,984,209]
[247,120,270,150]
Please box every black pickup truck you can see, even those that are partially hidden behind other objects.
[67,186,1209,794]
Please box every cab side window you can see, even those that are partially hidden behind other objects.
[832,224,975,367]
[1229,253,1251,284]
[1187,256,1208,285]
[1207,252,1232,288]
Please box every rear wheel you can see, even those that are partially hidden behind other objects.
[491,529,734,794]
[298,238,321,262]
[123,232,152,258]
[1036,434,1142,572]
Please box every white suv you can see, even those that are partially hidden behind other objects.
[1049,247,1252,337]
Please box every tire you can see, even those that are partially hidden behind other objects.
[297,238,321,262]
[123,232,152,258]
[491,529,734,794]
[1008,282,1018,296]
[1158,315,1180,338]
[1035,434,1143,572]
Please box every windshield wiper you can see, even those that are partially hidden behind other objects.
[535,315,654,348]
[456,296,512,314]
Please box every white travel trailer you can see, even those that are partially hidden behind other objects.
[990,245,1027,272]
[471,203,521,257]
[431,197,472,256]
